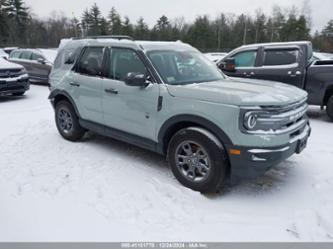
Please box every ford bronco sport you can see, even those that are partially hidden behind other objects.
[49,36,311,193]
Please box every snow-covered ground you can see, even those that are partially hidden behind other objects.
[0,85,333,242]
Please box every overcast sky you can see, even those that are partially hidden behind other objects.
[25,0,332,32]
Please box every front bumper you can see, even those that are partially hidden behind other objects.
[227,123,311,180]
[0,76,30,96]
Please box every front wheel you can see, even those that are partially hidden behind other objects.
[55,100,85,141]
[327,95,333,121]
[167,127,229,193]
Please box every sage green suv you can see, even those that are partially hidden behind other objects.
[49,36,311,193]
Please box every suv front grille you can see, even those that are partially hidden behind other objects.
[0,69,22,79]
[244,98,308,135]
[260,99,308,132]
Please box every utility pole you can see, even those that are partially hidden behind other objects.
[243,21,247,45]
[217,19,222,51]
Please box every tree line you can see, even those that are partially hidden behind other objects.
[0,0,333,52]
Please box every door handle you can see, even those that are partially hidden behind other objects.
[105,88,118,95]
[288,71,301,77]
[243,72,254,77]
[70,82,80,87]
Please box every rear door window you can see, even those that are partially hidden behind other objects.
[19,51,32,60]
[232,50,257,68]
[77,47,105,76]
[31,52,44,61]
[263,49,298,66]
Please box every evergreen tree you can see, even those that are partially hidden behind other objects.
[108,7,122,35]
[122,16,133,37]
[185,15,216,50]
[280,13,310,41]
[81,9,91,36]
[0,0,9,45]
[69,17,82,38]
[100,17,109,35]
[89,3,102,36]
[322,20,333,35]
[134,17,149,40]
[3,0,29,44]
[319,19,333,52]
[152,15,171,40]
[254,9,267,43]
[0,0,331,53]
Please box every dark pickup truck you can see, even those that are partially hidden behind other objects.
[218,41,333,120]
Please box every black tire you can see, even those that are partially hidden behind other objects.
[167,127,229,193]
[55,100,85,141]
[327,95,333,121]
[12,92,25,96]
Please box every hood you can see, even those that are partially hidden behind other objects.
[0,58,23,70]
[166,77,308,107]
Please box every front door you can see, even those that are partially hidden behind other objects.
[102,47,159,141]
[222,49,259,79]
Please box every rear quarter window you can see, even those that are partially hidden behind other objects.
[53,47,82,70]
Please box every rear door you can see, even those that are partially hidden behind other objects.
[10,50,33,72]
[30,52,51,82]
[69,46,106,124]
[222,49,260,79]
[254,46,306,88]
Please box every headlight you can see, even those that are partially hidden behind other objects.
[18,68,27,75]
[244,112,258,130]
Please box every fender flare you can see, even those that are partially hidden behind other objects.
[48,89,81,118]
[157,114,233,154]
[323,84,333,106]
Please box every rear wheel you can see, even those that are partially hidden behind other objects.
[327,95,333,121]
[167,127,228,193]
[55,100,85,141]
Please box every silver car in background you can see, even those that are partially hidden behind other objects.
[0,49,8,59]
[8,48,57,84]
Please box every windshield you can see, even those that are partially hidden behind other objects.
[148,50,225,85]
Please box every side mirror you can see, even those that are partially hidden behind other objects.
[218,58,236,72]
[125,72,149,87]
[38,58,46,64]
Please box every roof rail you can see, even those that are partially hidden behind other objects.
[73,35,134,41]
